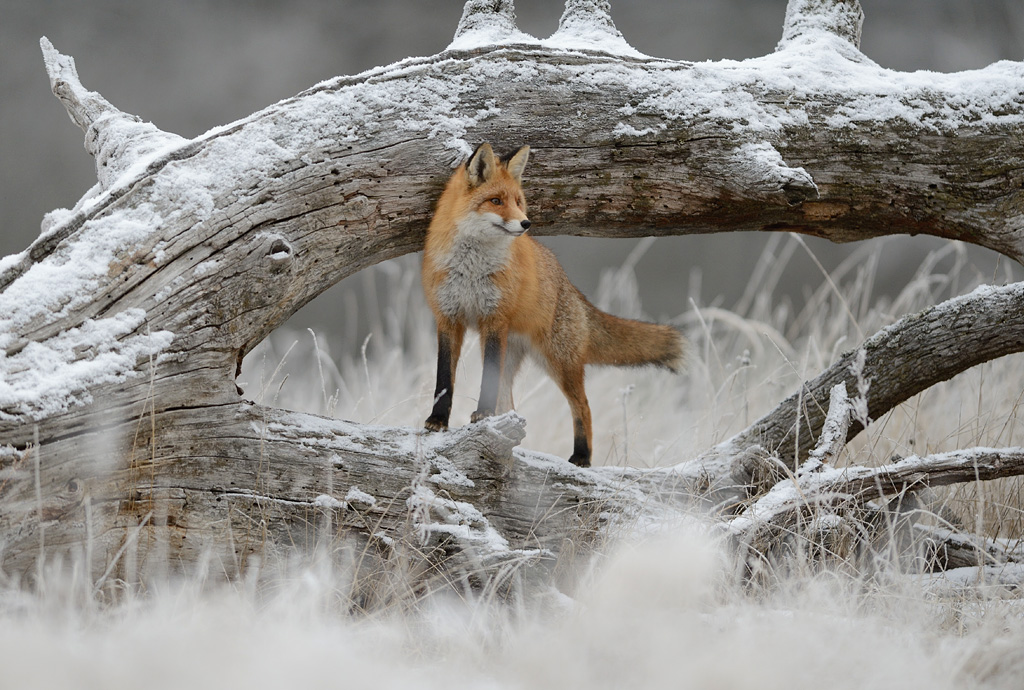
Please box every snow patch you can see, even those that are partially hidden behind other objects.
[0,252,23,275]
[448,23,536,53]
[0,309,174,420]
[313,494,346,510]
[154,276,186,303]
[193,259,221,277]
[0,204,163,351]
[613,122,662,138]
[344,486,376,506]
[309,490,378,511]
[407,484,511,553]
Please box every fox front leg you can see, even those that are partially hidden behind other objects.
[471,329,507,423]
[425,323,465,431]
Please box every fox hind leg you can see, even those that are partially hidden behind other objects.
[553,362,593,467]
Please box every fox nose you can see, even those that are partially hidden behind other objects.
[520,219,531,231]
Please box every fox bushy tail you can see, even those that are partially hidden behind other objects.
[585,307,685,372]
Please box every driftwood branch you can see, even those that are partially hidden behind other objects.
[2,0,1024,590]
[727,444,1024,580]
[688,282,1024,503]
[730,447,1024,538]
[915,523,1024,571]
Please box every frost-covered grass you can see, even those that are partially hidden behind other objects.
[5,519,1024,689]
[4,235,1024,689]
[241,233,1024,542]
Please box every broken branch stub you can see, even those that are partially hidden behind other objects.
[40,37,188,192]
[780,0,864,50]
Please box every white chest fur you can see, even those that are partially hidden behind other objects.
[435,214,515,324]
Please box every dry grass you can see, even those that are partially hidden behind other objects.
[242,235,1024,535]
[3,235,1022,689]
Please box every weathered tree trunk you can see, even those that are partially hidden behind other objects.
[2,0,1024,593]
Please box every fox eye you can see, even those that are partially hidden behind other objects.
[489,197,503,206]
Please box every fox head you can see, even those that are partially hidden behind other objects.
[461,143,531,237]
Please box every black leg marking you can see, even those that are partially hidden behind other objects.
[426,330,456,430]
[568,421,591,467]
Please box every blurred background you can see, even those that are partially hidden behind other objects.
[3,0,1023,350]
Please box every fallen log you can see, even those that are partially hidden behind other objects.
[2,0,1023,592]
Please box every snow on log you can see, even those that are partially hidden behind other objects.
[914,524,1024,571]
[548,0,642,57]
[806,383,852,467]
[728,447,1024,551]
[2,0,1024,587]
[450,0,534,50]
[916,563,1024,594]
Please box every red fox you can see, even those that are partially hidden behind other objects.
[421,143,685,467]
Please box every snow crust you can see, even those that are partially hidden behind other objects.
[916,562,1024,594]
[312,494,345,510]
[312,487,375,510]
[344,486,376,506]
[447,13,535,52]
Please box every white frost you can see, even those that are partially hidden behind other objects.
[447,23,535,53]
[612,122,661,138]
[542,12,647,59]
[192,259,221,277]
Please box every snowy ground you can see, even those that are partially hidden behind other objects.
[3,522,1024,689]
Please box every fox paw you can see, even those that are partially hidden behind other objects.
[470,410,493,424]
[568,452,591,468]
[424,416,448,432]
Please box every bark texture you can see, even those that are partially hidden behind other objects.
[2,0,1024,590]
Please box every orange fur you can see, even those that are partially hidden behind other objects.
[422,143,685,467]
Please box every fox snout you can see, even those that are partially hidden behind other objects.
[512,218,531,235]
[498,217,530,236]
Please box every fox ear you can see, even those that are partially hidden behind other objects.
[466,143,496,187]
[505,146,530,183]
